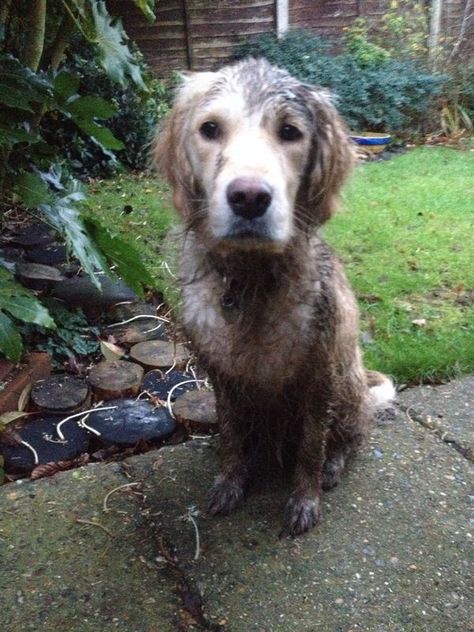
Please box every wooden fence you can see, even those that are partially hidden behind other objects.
[108,0,474,76]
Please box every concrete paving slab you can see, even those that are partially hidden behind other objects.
[0,392,472,632]
[398,375,473,460]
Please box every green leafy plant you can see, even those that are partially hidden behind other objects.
[0,0,157,362]
[40,42,170,177]
[377,0,428,59]
[343,18,390,68]
[22,299,100,367]
[235,31,444,134]
[0,269,55,361]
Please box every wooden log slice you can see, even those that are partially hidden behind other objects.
[0,416,90,474]
[173,390,218,434]
[129,340,190,371]
[105,319,168,346]
[141,369,198,401]
[10,223,54,247]
[25,243,67,265]
[15,262,64,290]
[87,360,144,401]
[31,375,90,413]
[86,398,176,445]
[106,300,157,323]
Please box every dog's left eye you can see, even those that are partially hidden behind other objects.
[200,121,221,140]
[279,124,303,142]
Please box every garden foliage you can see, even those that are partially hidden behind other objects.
[0,0,157,361]
[41,42,169,177]
[236,30,445,134]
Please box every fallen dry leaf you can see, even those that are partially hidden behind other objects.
[100,339,126,361]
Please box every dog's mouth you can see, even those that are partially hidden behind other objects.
[219,218,286,251]
[225,218,271,240]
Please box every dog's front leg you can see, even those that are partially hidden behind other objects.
[282,410,329,536]
[208,387,248,516]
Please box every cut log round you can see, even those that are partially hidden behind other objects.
[15,262,64,290]
[105,319,168,346]
[25,243,67,265]
[173,390,218,434]
[86,398,176,445]
[31,375,90,413]
[129,340,190,371]
[106,300,157,323]
[141,369,198,401]
[52,276,137,319]
[0,416,90,473]
[11,223,54,247]
[87,360,144,401]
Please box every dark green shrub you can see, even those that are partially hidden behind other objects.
[41,42,169,178]
[235,31,445,135]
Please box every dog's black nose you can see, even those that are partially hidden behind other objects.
[226,178,273,219]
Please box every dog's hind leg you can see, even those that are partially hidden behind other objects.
[322,384,372,491]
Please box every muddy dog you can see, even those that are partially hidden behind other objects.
[153,58,395,535]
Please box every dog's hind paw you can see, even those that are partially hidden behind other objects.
[208,476,244,516]
[281,494,321,536]
[322,453,346,491]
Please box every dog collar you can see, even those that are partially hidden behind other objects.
[220,276,242,322]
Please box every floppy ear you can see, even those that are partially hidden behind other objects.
[302,88,356,225]
[151,72,217,220]
[151,92,193,219]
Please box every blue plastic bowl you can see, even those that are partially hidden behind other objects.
[350,134,392,146]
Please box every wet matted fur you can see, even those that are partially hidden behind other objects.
[153,58,395,535]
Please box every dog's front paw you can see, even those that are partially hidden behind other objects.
[281,494,321,536]
[208,476,244,516]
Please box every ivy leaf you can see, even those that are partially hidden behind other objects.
[133,0,156,22]
[89,1,146,90]
[0,311,22,362]
[84,217,154,295]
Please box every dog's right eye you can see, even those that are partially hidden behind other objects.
[199,121,221,140]
[279,123,303,142]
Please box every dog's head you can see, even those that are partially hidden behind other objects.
[153,58,355,252]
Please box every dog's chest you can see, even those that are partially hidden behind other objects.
[181,274,315,387]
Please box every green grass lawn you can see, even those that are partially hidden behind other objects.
[87,147,474,384]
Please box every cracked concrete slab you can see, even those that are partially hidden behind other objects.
[0,384,473,632]
[398,375,474,460]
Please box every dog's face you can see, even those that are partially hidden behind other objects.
[154,59,354,251]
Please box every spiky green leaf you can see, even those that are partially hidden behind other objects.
[39,186,107,288]
[84,217,154,295]
[89,1,146,90]
[133,0,156,22]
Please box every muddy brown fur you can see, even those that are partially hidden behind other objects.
[153,58,394,535]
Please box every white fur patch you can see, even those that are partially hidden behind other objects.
[370,378,396,407]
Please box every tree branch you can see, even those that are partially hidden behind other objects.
[48,10,76,70]
[447,0,474,65]
[19,0,47,71]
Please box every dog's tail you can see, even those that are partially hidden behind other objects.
[366,370,396,408]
